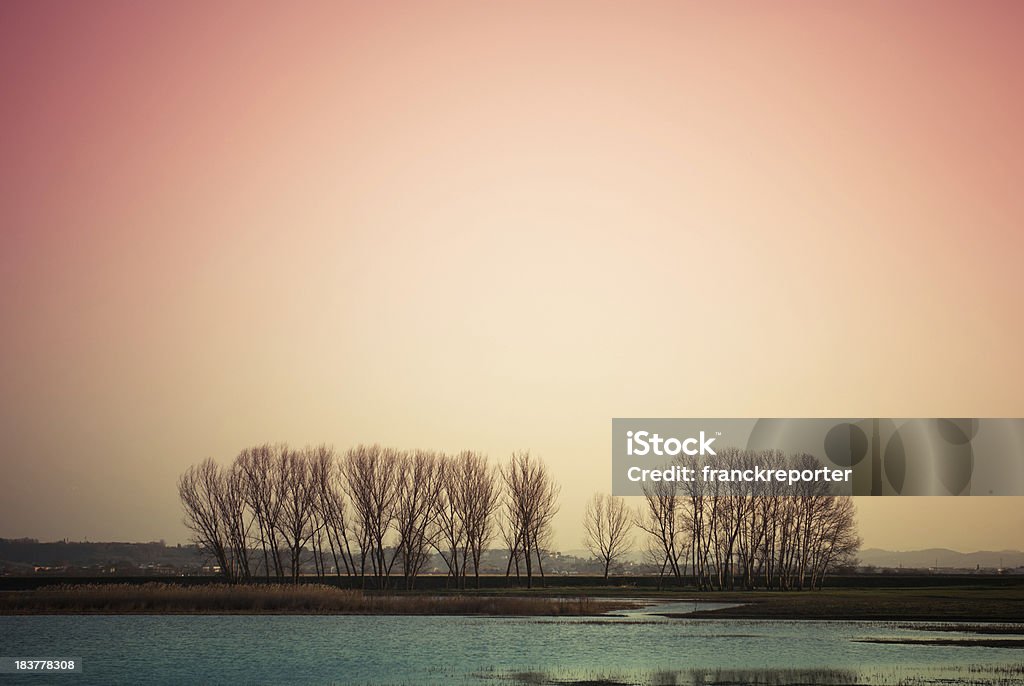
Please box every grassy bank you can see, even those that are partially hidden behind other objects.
[677,586,1024,622]
[3,582,1021,622]
[0,583,637,616]
[6,573,1022,592]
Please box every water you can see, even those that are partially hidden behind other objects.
[1,603,1022,685]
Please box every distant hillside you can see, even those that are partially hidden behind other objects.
[0,538,205,572]
[858,548,1024,570]
[4,538,1022,575]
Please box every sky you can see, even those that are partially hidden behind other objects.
[1,0,1022,553]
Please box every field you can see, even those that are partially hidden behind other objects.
[0,583,636,615]
[2,576,1023,622]
[675,586,1024,622]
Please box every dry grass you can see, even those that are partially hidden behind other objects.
[0,583,634,616]
[680,586,1024,622]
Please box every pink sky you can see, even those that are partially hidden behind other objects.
[1,1,1022,551]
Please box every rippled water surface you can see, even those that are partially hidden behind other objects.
[1,603,1022,685]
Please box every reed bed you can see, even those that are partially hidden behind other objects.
[0,583,632,615]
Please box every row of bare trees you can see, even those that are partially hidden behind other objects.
[632,449,861,590]
[178,444,560,588]
[181,443,857,590]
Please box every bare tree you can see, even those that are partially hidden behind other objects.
[306,446,332,577]
[275,446,317,582]
[432,454,467,587]
[236,444,285,580]
[714,448,756,589]
[738,449,785,589]
[394,450,443,589]
[309,446,358,578]
[216,459,254,581]
[499,502,525,581]
[636,477,685,583]
[343,444,402,588]
[808,494,860,588]
[583,493,633,579]
[457,451,500,587]
[502,451,560,588]
[178,458,231,580]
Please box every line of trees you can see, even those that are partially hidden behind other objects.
[631,449,861,590]
[582,492,633,579]
[177,444,559,588]
[181,444,858,591]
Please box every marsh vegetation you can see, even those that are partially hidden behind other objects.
[0,583,635,615]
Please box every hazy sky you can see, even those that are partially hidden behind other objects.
[2,1,1022,553]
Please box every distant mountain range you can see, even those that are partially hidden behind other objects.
[857,548,1024,570]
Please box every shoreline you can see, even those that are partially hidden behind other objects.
[672,587,1024,623]
[2,584,1023,623]
[0,583,639,617]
